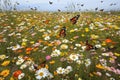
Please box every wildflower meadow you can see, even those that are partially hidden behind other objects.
[0,11,120,80]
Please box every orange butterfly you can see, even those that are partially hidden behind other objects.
[85,40,97,51]
[59,27,66,37]
[70,15,80,24]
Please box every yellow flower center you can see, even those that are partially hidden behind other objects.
[39,72,44,76]
[59,70,62,73]
[72,55,76,59]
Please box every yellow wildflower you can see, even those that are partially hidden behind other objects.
[114,53,120,56]
[30,41,34,44]
[21,42,27,47]
[0,69,10,77]
[78,77,82,80]
[45,64,49,69]
[85,28,89,32]
[81,34,85,37]
[10,77,14,80]
[1,60,10,66]
[49,60,55,64]
[70,29,75,33]
[101,41,106,46]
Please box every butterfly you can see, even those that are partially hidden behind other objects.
[59,27,66,37]
[58,9,61,12]
[16,2,20,5]
[34,7,37,11]
[85,40,97,51]
[40,60,46,68]
[113,3,116,5]
[101,1,103,3]
[13,8,17,10]
[70,15,80,24]
[95,7,98,11]
[99,9,104,12]
[30,8,33,10]
[33,60,47,70]
[33,64,39,70]
[81,4,84,7]
[43,20,50,24]
[49,1,53,4]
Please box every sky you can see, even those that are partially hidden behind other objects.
[2,0,120,11]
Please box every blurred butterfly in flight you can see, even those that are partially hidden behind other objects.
[81,4,84,7]
[59,26,66,37]
[95,7,98,11]
[85,40,97,51]
[99,9,104,12]
[70,15,80,24]
[33,60,47,70]
[58,9,61,12]
[101,1,103,3]
[49,1,53,4]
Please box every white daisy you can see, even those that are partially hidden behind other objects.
[18,73,25,80]
[51,49,61,57]
[69,54,79,61]
[22,38,28,42]
[60,44,68,50]
[35,68,52,80]
[64,69,70,74]
[44,36,50,40]
[11,44,22,51]
[81,46,87,51]
[85,59,91,67]
[66,66,73,72]
[110,77,115,80]
[39,29,45,32]
[47,72,53,79]
[16,58,24,65]
[75,44,81,47]
[99,59,107,66]
[106,73,111,77]
[95,44,101,48]
[53,25,60,30]
[56,67,65,74]
[20,64,27,69]
[29,65,36,71]
[0,54,8,60]
[62,39,69,43]
[76,60,82,65]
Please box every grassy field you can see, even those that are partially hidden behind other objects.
[0,11,120,80]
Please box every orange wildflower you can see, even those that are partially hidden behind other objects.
[26,47,32,52]
[96,64,105,70]
[38,40,43,43]
[33,47,39,51]
[13,70,22,78]
[43,20,50,24]
[105,38,112,43]
[16,49,23,53]
[54,71,58,75]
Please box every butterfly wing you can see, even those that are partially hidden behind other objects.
[70,15,80,24]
